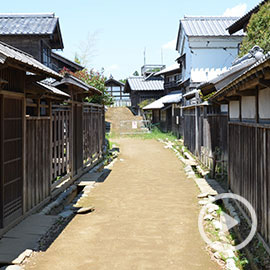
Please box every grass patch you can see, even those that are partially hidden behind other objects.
[107,127,177,141]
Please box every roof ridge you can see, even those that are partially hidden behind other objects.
[0,13,55,18]
[183,16,240,20]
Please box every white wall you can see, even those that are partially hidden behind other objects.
[177,31,242,85]
[241,96,256,119]
[259,87,270,119]
[229,101,240,119]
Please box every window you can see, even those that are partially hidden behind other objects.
[161,111,166,122]
[42,43,51,67]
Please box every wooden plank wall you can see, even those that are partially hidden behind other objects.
[52,106,71,182]
[83,104,104,165]
[229,122,270,245]
[183,108,196,153]
[200,114,228,171]
[25,117,50,212]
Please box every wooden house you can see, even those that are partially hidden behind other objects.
[192,46,265,173]
[210,52,270,248]
[174,16,244,166]
[105,76,130,107]
[0,13,63,70]
[0,41,105,233]
[124,71,164,115]
[143,91,182,134]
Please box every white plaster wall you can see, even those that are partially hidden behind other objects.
[177,30,242,84]
[241,96,256,119]
[229,101,240,119]
[259,87,270,119]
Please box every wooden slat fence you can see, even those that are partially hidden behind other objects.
[229,122,270,245]
[52,105,71,182]
[83,104,104,166]
[183,108,196,153]
[25,117,50,212]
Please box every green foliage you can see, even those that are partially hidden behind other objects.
[119,79,127,84]
[133,71,139,76]
[239,2,270,56]
[60,67,113,105]
[138,99,155,109]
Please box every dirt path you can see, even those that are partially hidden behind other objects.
[24,138,219,270]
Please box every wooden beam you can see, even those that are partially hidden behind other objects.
[259,78,270,88]
[236,89,256,96]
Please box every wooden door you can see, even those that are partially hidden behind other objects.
[0,95,23,228]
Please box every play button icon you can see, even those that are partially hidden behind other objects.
[220,212,239,232]
[198,193,257,251]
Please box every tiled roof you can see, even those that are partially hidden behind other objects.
[143,91,182,110]
[127,76,164,91]
[0,41,61,79]
[0,13,58,35]
[37,82,70,97]
[155,64,181,76]
[181,16,244,36]
[53,73,102,95]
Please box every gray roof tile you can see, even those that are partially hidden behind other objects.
[127,76,164,91]
[181,16,245,37]
[0,13,58,35]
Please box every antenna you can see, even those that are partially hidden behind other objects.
[144,47,146,65]
[161,48,163,65]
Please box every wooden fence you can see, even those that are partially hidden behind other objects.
[22,102,105,223]
[25,117,51,212]
[183,108,196,154]
[228,122,270,244]
[183,106,228,174]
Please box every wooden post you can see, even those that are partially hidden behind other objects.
[0,95,4,227]
[48,100,52,191]
[22,96,26,214]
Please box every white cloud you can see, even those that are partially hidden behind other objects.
[223,3,247,17]
[162,39,176,50]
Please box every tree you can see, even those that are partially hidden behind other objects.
[239,2,270,56]
[133,71,139,76]
[60,67,113,105]
[119,79,127,84]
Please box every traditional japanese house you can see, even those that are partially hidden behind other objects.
[124,69,164,115]
[105,76,130,107]
[0,41,105,233]
[143,91,182,134]
[0,13,63,70]
[195,46,264,174]
[175,16,244,158]
[0,41,64,230]
[210,52,270,248]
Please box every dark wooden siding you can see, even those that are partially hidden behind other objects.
[183,108,196,153]
[25,117,50,212]
[0,96,23,227]
[228,122,270,244]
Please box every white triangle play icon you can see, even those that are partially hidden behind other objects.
[220,212,239,232]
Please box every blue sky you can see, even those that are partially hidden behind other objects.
[1,0,260,79]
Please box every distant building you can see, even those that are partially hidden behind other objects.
[105,76,130,106]
[176,16,245,103]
